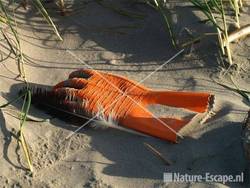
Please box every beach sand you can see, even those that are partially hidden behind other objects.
[0,1,250,187]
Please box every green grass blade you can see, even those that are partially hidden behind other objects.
[152,0,177,49]
[216,80,250,102]
[0,14,7,23]
[19,131,33,172]
[32,0,63,40]
[189,0,223,31]
[0,1,19,43]
[19,89,33,172]
[1,28,17,55]
[20,89,31,127]
[0,0,26,78]
[0,88,33,171]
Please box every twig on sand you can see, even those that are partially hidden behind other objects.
[144,142,172,165]
[226,24,250,45]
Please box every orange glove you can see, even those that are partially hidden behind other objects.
[53,69,214,142]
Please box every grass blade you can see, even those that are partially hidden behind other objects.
[19,89,33,172]
[216,79,250,102]
[152,0,177,48]
[32,0,63,40]
[0,0,26,78]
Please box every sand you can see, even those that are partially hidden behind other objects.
[0,0,250,187]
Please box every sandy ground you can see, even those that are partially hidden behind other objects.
[1,0,250,187]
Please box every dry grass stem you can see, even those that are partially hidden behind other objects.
[226,24,250,44]
[144,142,172,165]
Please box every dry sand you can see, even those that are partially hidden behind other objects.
[1,1,250,187]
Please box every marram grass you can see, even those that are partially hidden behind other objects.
[188,0,245,65]
[0,0,63,172]
[0,89,33,172]
[0,0,248,173]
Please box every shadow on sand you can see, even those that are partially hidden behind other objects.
[0,82,246,186]
[11,0,220,71]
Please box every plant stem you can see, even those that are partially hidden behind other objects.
[220,0,233,65]
[153,0,177,49]
[234,0,240,28]
[205,0,225,55]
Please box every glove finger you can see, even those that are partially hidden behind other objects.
[53,78,88,89]
[69,69,95,79]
